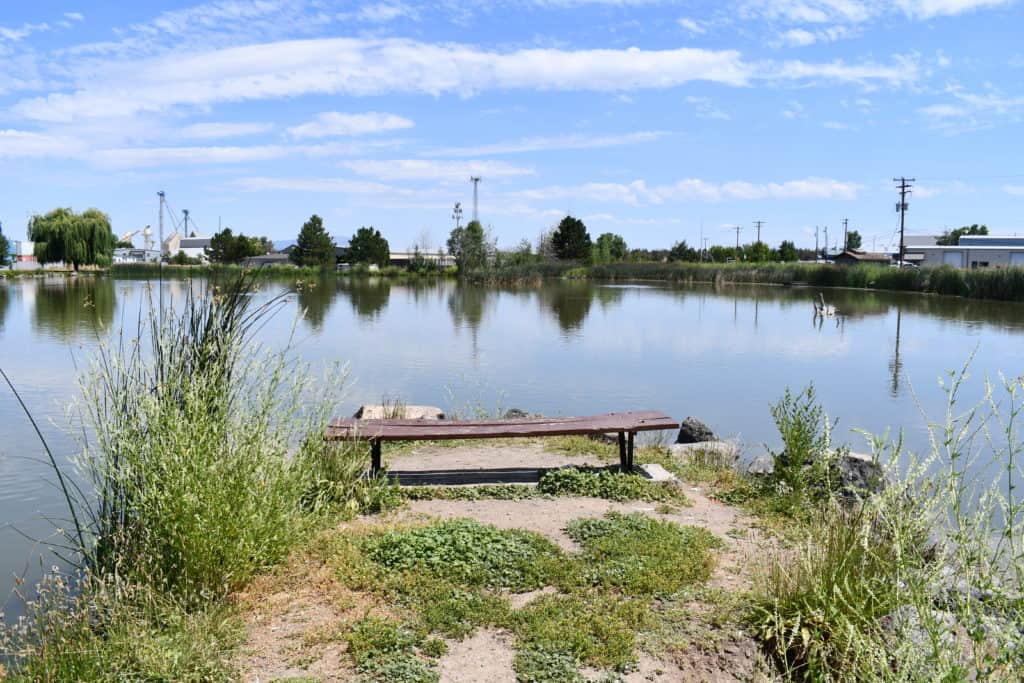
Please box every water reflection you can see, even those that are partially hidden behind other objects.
[0,283,9,332]
[537,281,624,334]
[447,284,491,333]
[294,277,337,331]
[32,277,116,340]
[339,278,390,321]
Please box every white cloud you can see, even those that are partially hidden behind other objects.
[0,22,51,42]
[919,103,969,118]
[234,176,409,195]
[287,111,415,138]
[823,120,850,129]
[779,28,817,46]
[513,176,861,205]
[677,17,707,34]
[64,12,85,22]
[93,145,288,168]
[782,101,807,118]
[423,131,667,157]
[12,38,913,123]
[1003,185,1024,196]
[355,2,416,22]
[686,96,730,120]
[0,129,84,158]
[179,121,274,139]
[340,159,535,180]
[895,0,1014,19]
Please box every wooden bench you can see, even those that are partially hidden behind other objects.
[325,410,679,476]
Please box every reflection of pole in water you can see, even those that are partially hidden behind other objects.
[754,297,759,330]
[889,308,903,396]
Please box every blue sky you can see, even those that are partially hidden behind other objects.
[1,0,1023,252]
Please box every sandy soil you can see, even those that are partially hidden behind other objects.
[236,441,774,682]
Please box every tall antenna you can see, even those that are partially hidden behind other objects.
[841,218,849,251]
[824,226,829,255]
[893,177,915,264]
[815,225,819,257]
[753,219,765,244]
[470,176,482,223]
[183,209,190,236]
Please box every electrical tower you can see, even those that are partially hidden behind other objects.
[893,177,915,265]
[470,176,482,223]
[841,218,848,252]
[183,209,190,236]
[753,220,765,244]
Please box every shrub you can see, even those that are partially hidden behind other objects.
[767,384,842,504]
[537,467,691,504]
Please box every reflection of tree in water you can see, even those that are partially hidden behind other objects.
[0,283,10,333]
[889,309,903,398]
[294,277,338,331]
[537,281,623,333]
[340,278,391,321]
[32,277,116,340]
[447,284,491,334]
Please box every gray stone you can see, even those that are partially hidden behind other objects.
[503,408,539,419]
[638,463,678,482]
[836,452,884,498]
[354,405,445,420]
[675,417,717,444]
[747,454,775,476]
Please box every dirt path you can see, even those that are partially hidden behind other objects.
[235,442,773,682]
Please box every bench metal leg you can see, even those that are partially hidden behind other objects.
[370,439,382,477]
[627,432,635,471]
[618,432,628,472]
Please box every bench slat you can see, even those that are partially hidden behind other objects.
[325,410,678,442]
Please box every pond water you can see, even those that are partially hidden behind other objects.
[2,274,1023,613]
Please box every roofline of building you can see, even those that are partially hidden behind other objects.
[909,245,1024,251]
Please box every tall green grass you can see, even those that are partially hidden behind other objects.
[1,272,390,679]
[751,366,1024,680]
[472,260,1024,302]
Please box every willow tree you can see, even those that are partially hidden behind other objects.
[28,208,117,270]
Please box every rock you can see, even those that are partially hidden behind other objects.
[747,454,775,476]
[354,405,445,420]
[836,452,884,498]
[503,408,538,419]
[675,417,717,444]
[638,463,678,483]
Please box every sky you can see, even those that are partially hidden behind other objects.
[1,0,1023,252]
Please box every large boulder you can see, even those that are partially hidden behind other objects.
[836,452,884,499]
[354,405,445,420]
[676,417,717,444]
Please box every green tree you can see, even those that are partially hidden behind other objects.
[291,215,337,267]
[447,220,492,272]
[551,215,591,260]
[0,229,10,267]
[937,224,988,246]
[593,232,628,263]
[777,240,799,262]
[745,241,771,262]
[348,226,390,266]
[708,245,736,262]
[206,228,267,264]
[845,230,863,250]
[28,207,116,270]
[667,240,697,262]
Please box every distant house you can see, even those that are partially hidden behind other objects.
[832,250,892,266]
[113,248,160,264]
[387,251,455,268]
[178,236,212,261]
[907,235,1024,268]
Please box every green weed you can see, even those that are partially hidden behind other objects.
[537,467,691,504]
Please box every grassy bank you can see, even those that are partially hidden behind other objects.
[110,262,456,280]
[469,261,1024,302]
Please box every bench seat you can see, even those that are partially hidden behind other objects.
[325,410,679,475]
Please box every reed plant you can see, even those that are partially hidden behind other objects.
[751,365,1024,680]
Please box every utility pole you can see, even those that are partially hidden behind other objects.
[452,202,463,230]
[732,225,742,251]
[470,176,482,223]
[893,177,915,264]
[698,223,703,263]
[823,226,829,257]
[841,218,848,251]
[815,225,819,258]
[753,219,765,244]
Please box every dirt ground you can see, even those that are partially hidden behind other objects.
[235,442,775,682]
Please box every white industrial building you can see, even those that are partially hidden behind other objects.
[906,235,1024,269]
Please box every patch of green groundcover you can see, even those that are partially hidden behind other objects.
[400,466,691,505]
[325,512,720,682]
